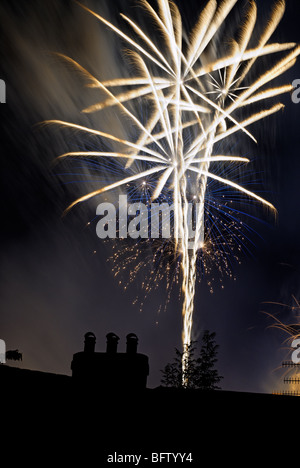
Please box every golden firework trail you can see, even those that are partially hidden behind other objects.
[47,0,299,385]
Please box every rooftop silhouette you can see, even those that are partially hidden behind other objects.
[71,332,149,390]
[2,334,300,464]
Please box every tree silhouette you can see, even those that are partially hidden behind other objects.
[160,342,198,389]
[195,330,223,390]
[161,330,223,390]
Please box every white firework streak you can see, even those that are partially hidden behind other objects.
[46,0,299,385]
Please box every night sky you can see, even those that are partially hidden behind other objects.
[0,0,300,392]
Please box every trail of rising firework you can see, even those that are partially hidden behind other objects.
[46,0,300,385]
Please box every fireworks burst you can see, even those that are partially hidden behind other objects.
[46,0,299,385]
[264,297,300,395]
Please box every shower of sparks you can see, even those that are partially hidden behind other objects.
[46,0,299,386]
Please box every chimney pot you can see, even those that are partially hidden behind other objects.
[106,333,120,354]
[126,333,138,354]
[84,332,96,353]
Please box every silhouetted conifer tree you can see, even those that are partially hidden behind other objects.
[161,330,223,389]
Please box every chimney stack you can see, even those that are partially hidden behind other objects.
[84,332,96,353]
[106,333,120,354]
[126,333,138,354]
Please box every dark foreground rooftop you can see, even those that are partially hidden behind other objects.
[1,363,299,465]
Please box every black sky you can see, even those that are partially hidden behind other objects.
[0,0,300,392]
